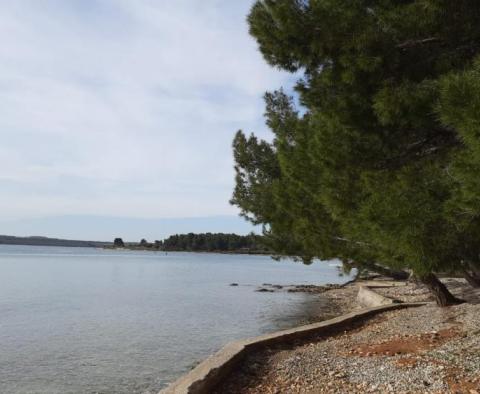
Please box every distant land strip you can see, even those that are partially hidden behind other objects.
[0,233,272,254]
[0,235,110,248]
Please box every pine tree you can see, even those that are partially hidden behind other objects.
[232,0,480,305]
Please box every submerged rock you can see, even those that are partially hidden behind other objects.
[287,284,343,293]
[256,288,274,293]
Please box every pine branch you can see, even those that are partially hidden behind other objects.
[376,127,461,170]
[396,37,440,49]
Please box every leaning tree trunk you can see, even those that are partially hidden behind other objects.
[364,262,410,280]
[468,261,480,276]
[419,273,464,307]
[463,269,480,288]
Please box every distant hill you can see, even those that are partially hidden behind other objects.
[0,235,110,248]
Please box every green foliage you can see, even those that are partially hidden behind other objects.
[160,233,270,253]
[113,238,125,247]
[231,130,280,225]
[436,58,480,266]
[231,0,480,276]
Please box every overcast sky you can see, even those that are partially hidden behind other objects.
[0,1,293,240]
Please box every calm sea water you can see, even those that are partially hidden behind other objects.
[0,245,349,394]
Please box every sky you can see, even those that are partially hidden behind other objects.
[0,1,294,241]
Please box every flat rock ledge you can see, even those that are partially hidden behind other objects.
[255,283,344,293]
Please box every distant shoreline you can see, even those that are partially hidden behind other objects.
[0,240,271,256]
[0,233,272,255]
[0,235,110,248]
[103,246,272,255]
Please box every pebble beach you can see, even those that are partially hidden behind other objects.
[214,279,480,393]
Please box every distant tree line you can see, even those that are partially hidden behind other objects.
[160,233,269,252]
[113,233,270,253]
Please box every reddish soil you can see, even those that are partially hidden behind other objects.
[348,327,460,357]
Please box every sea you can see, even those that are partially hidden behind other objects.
[0,244,350,393]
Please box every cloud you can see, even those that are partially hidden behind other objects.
[0,1,293,222]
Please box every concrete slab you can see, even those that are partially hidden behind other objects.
[356,285,398,308]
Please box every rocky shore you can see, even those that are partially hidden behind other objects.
[214,279,480,393]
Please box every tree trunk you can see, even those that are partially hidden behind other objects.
[339,269,362,287]
[463,269,480,288]
[467,261,480,276]
[419,273,464,307]
[365,262,410,280]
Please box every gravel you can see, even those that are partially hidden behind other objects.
[214,280,480,393]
